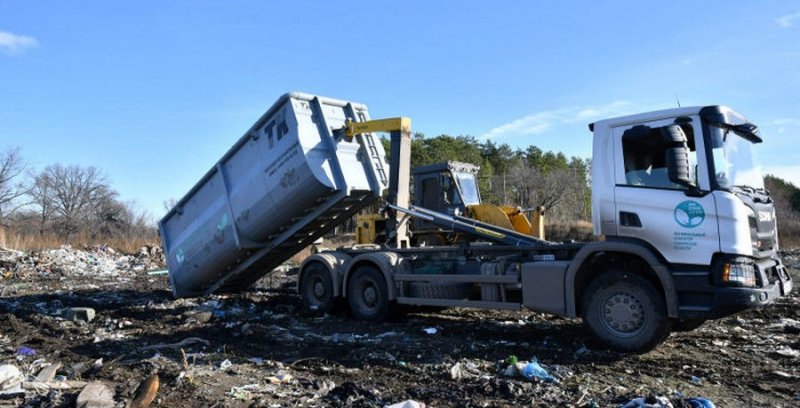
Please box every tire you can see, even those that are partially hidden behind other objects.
[672,318,705,332]
[407,282,472,299]
[300,263,337,314]
[347,266,390,322]
[581,271,670,352]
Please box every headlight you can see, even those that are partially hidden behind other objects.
[722,261,756,287]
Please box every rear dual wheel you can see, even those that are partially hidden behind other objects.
[347,266,390,322]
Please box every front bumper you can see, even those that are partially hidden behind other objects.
[711,258,793,317]
[674,256,793,319]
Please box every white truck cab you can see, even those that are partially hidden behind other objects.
[590,106,791,320]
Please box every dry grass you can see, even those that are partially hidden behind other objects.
[2,231,159,254]
[778,223,800,249]
[545,220,595,242]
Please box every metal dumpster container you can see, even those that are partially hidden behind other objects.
[159,92,388,297]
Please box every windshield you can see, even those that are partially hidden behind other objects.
[453,171,480,205]
[709,124,764,190]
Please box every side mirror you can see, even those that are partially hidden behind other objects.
[660,125,695,189]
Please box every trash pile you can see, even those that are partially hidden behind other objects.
[0,247,797,407]
[0,244,164,282]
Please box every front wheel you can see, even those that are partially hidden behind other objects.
[347,266,390,322]
[581,271,670,352]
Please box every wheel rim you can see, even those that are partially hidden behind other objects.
[363,286,377,306]
[313,280,326,298]
[348,268,388,321]
[599,290,646,337]
[355,276,381,313]
[306,274,329,305]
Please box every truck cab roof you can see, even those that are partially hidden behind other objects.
[588,105,743,132]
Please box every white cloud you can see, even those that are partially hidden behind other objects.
[0,31,38,55]
[775,11,800,28]
[481,101,634,140]
[771,118,800,126]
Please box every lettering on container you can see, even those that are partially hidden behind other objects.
[266,141,300,178]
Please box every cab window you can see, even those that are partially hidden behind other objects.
[621,123,696,189]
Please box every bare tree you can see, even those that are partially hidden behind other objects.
[497,162,589,223]
[38,164,110,238]
[29,171,56,235]
[0,147,30,225]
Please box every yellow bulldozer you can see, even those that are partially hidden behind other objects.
[356,161,544,246]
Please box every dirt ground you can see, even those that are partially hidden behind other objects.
[0,246,798,407]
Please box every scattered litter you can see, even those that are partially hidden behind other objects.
[35,362,62,382]
[621,394,674,408]
[130,374,159,408]
[66,307,96,323]
[0,244,797,406]
[266,373,293,384]
[774,346,800,358]
[22,380,88,391]
[313,378,336,397]
[687,398,716,408]
[228,384,261,400]
[505,355,518,366]
[772,370,796,379]
[450,361,481,380]
[184,310,213,324]
[0,364,24,396]
[520,360,558,383]
[146,269,169,276]
[76,382,115,408]
[16,346,37,356]
[328,381,376,403]
[385,400,426,408]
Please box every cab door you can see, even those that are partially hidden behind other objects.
[613,117,719,265]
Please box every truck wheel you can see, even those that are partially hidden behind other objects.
[672,318,705,332]
[581,271,670,352]
[347,266,390,322]
[408,282,472,299]
[301,264,337,314]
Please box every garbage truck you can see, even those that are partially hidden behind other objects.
[159,92,793,351]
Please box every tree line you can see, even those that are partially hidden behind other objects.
[386,133,592,223]
[0,147,155,248]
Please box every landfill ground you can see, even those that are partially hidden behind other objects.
[0,246,798,408]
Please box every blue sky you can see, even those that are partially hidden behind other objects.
[1,1,798,220]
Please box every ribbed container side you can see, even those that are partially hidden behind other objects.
[159,93,388,297]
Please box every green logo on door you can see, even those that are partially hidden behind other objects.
[674,200,705,228]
